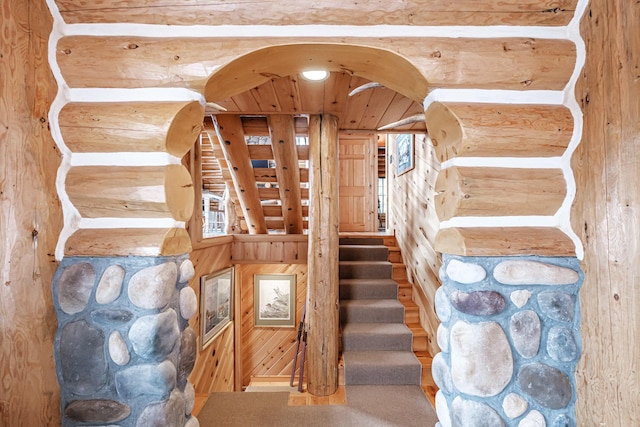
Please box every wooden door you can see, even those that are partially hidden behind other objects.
[338,134,377,232]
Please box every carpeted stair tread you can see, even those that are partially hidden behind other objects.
[342,350,422,385]
[339,245,389,261]
[339,261,393,279]
[339,237,384,246]
[339,278,398,300]
[342,322,413,351]
[340,299,405,323]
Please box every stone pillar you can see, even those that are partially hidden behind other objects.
[433,254,583,427]
[53,255,199,427]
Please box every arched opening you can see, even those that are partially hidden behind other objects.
[196,43,433,398]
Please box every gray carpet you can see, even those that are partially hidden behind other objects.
[339,240,422,386]
[197,385,438,426]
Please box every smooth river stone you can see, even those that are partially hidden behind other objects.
[450,321,513,397]
[518,410,546,427]
[60,320,107,395]
[510,310,541,358]
[136,389,185,427]
[95,264,125,304]
[90,309,134,324]
[538,292,576,323]
[502,393,528,419]
[432,352,453,394]
[435,391,452,427]
[58,262,95,314]
[177,327,197,389]
[115,360,177,399]
[437,324,449,353]
[64,399,130,423]
[179,259,195,284]
[184,382,195,415]
[494,260,578,285]
[518,364,572,409]
[451,396,505,427]
[108,331,130,366]
[445,259,487,284]
[547,326,578,362]
[435,287,451,323]
[450,290,506,316]
[129,309,180,360]
[179,287,198,320]
[552,414,575,427]
[510,290,532,308]
[128,262,177,309]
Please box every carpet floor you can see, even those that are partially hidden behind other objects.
[197,385,437,427]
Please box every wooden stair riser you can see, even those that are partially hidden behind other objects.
[392,263,408,281]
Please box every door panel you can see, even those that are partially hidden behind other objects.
[338,134,377,232]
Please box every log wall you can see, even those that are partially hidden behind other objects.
[0,1,62,425]
[6,0,631,424]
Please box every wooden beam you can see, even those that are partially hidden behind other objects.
[254,168,309,183]
[425,102,573,162]
[262,205,310,217]
[56,0,576,27]
[57,0,576,26]
[57,37,575,94]
[240,116,308,136]
[434,166,566,221]
[214,115,267,234]
[66,165,194,220]
[65,228,192,257]
[258,187,310,201]
[247,144,310,161]
[59,101,203,156]
[306,114,340,396]
[434,227,576,257]
[268,115,304,234]
[202,122,247,232]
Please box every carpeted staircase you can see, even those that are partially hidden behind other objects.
[339,237,422,386]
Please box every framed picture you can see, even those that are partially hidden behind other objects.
[254,274,296,327]
[396,134,414,175]
[200,267,234,349]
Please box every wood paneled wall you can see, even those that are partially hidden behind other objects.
[188,238,235,394]
[387,134,442,357]
[573,0,640,424]
[235,264,308,389]
[0,1,62,425]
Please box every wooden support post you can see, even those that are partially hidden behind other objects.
[306,114,339,396]
[268,115,304,234]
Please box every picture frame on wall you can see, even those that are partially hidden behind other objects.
[254,274,296,327]
[396,134,415,176]
[200,267,234,350]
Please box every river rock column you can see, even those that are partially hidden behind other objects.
[53,255,199,427]
[433,254,583,427]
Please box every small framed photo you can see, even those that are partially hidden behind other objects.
[254,274,296,327]
[396,134,415,175]
[200,267,234,349]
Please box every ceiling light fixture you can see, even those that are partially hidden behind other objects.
[301,70,329,81]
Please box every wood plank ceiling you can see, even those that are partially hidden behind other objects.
[202,71,426,234]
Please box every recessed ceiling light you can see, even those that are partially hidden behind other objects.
[301,70,329,81]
